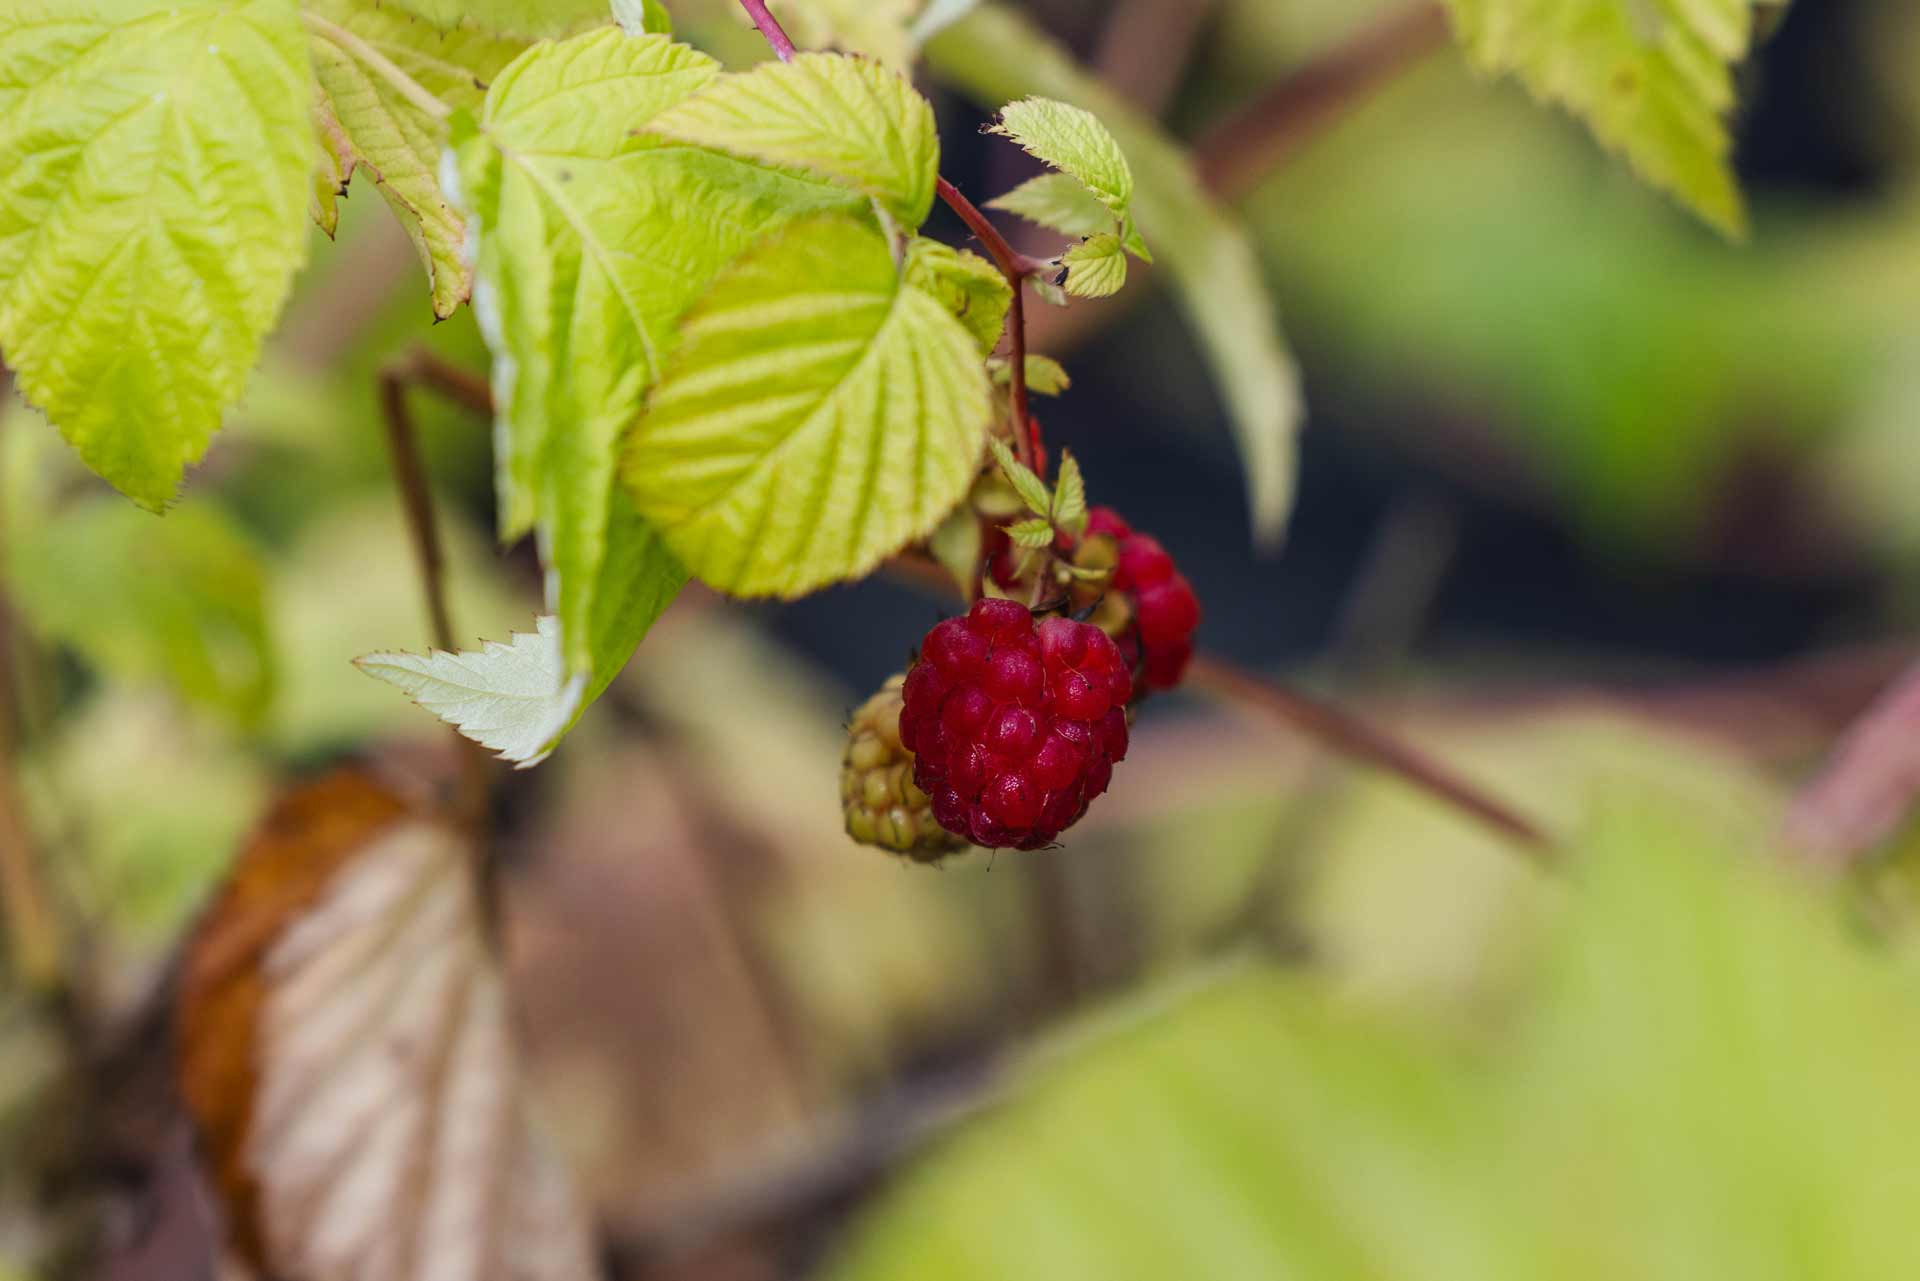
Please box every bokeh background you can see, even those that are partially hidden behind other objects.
[10,0,1920,1278]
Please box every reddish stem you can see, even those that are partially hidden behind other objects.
[934,175,1043,471]
[738,0,796,61]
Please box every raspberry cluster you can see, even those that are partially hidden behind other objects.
[900,598,1131,849]
[1084,507,1201,691]
[842,675,966,860]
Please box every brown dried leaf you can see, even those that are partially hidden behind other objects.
[177,769,595,1281]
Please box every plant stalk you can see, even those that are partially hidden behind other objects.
[376,352,495,830]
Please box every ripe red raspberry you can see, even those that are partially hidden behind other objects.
[1084,507,1200,690]
[898,598,1131,850]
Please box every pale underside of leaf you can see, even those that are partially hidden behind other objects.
[356,616,583,767]
[0,0,315,510]
[458,28,864,672]
[644,51,940,229]
[988,96,1134,216]
[623,214,992,598]
[1061,233,1127,298]
[253,818,594,1281]
[304,0,550,317]
[986,171,1114,238]
[928,9,1302,545]
[1444,0,1759,236]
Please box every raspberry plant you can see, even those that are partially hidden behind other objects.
[0,0,1802,1275]
[0,0,1775,807]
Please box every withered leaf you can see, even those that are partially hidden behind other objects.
[178,769,594,1281]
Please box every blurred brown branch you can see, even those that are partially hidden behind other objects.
[1785,659,1920,867]
[608,1058,998,1276]
[0,410,68,993]
[1092,0,1220,113]
[1186,653,1555,861]
[1196,2,1451,199]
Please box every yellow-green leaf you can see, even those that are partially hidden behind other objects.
[0,0,314,510]
[1061,232,1127,298]
[780,0,917,68]
[986,438,1052,518]
[1004,518,1055,549]
[986,172,1115,238]
[1445,0,1763,237]
[455,27,863,672]
[905,238,1012,355]
[993,353,1071,396]
[371,0,610,36]
[305,0,563,317]
[645,51,940,229]
[622,215,992,598]
[1052,449,1086,534]
[988,96,1133,216]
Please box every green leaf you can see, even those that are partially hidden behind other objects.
[0,0,315,510]
[988,96,1134,217]
[992,353,1072,396]
[826,969,1478,1281]
[1051,449,1086,534]
[827,795,1920,1281]
[905,239,1012,355]
[928,8,1303,545]
[7,501,273,725]
[357,616,580,767]
[1444,0,1762,237]
[986,172,1115,238]
[455,27,864,670]
[1060,232,1127,298]
[644,52,939,229]
[1120,216,1152,263]
[1003,517,1055,549]
[305,0,548,318]
[622,214,993,597]
[986,438,1052,519]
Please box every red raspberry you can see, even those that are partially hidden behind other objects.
[899,597,1131,849]
[1085,507,1200,690]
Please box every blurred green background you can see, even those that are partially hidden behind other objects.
[11,1,1920,1278]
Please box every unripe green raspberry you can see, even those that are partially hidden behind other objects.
[842,674,966,861]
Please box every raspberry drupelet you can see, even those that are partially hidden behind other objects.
[899,597,1131,849]
[1084,507,1201,691]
